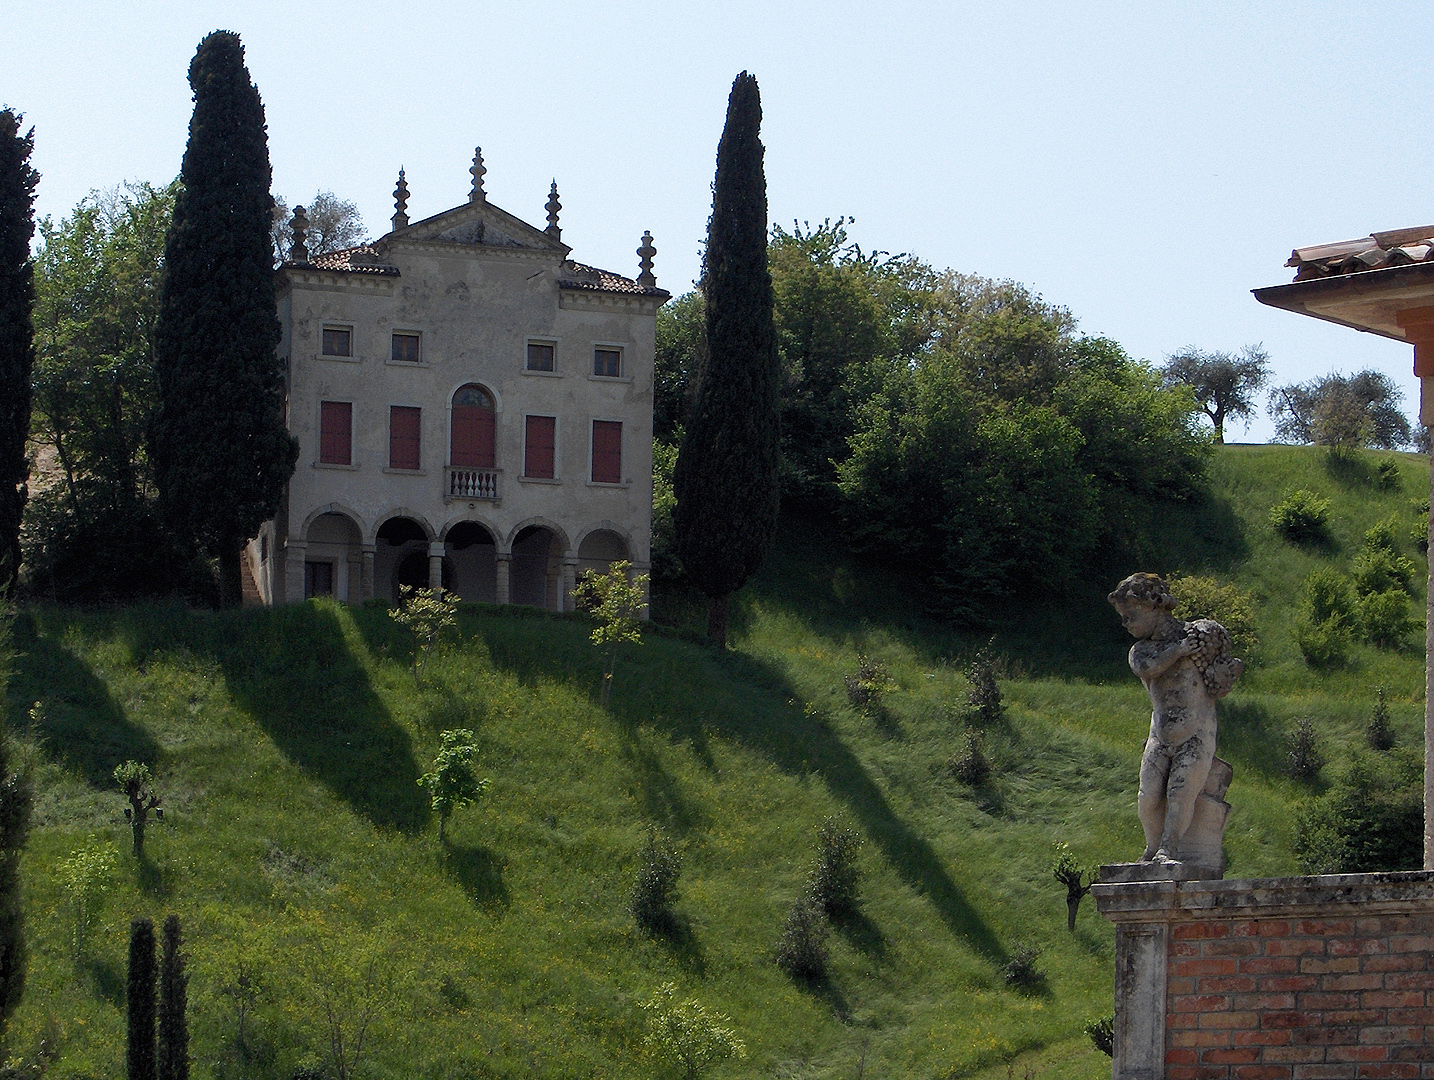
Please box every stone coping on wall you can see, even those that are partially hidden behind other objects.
[1094,870,1434,924]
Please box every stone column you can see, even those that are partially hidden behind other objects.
[428,541,446,593]
[561,557,578,612]
[346,549,363,604]
[360,545,376,602]
[496,553,511,605]
[284,540,307,603]
[1398,307,1434,870]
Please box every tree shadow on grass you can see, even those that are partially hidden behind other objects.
[792,973,852,1021]
[617,727,704,835]
[642,915,707,978]
[116,604,429,835]
[7,612,162,788]
[88,957,124,1007]
[440,841,510,911]
[834,909,887,962]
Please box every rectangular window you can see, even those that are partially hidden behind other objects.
[525,415,556,479]
[527,342,555,371]
[318,400,352,465]
[389,406,421,470]
[591,420,621,483]
[322,326,352,357]
[593,347,622,377]
[391,332,420,363]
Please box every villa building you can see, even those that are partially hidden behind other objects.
[246,149,668,609]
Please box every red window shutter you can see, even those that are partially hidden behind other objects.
[389,406,421,470]
[319,401,352,465]
[525,415,555,479]
[591,420,621,484]
[451,405,495,467]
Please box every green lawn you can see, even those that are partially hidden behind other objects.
[0,443,1426,1079]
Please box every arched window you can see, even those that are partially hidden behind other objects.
[450,384,495,467]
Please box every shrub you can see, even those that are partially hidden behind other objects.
[1351,547,1417,599]
[948,729,991,786]
[807,817,861,919]
[1366,687,1395,752]
[639,983,746,1080]
[1413,501,1429,554]
[1357,589,1417,649]
[1295,619,1349,669]
[843,654,893,713]
[1363,516,1401,553]
[1301,567,1355,628]
[416,729,489,843]
[1001,943,1042,991]
[1084,1014,1114,1057]
[775,896,828,980]
[1376,459,1402,490]
[964,645,1004,724]
[1170,574,1257,655]
[1270,489,1330,543]
[58,839,117,964]
[1287,717,1324,781]
[1294,750,1422,873]
[631,828,682,934]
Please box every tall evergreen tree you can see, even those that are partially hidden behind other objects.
[673,72,781,646]
[127,917,156,1080]
[0,110,38,596]
[0,610,32,1035]
[158,915,188,1080]
[151,32,297,606]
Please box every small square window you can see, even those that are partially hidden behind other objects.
[593,348,621,377]
[527,342,555,371]
[391,332,420,363]
[322,326,352,357]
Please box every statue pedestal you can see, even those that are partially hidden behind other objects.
[1099,861,1222,884]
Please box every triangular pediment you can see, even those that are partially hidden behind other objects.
[389,199,569,255]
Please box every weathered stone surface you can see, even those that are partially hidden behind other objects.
[1100,861,1222,884]
[1108,574,1244,873]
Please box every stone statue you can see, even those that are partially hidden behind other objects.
[1108,573,1244,874]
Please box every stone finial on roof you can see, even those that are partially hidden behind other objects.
[289,204,310,264]
[392,167,410,231]
[636,230,657,289]
[469,147,486,203]
[545,180,562,240]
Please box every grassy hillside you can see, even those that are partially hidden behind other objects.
[0,444,1427,1080]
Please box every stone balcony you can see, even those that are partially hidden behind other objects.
[445,466,500,501]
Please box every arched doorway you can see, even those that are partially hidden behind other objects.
[446,521,497,603]
[511,526,561,609]
[305,512,362,600]
[450,384,496,467]
[577,529,629,579]
[375,516,430,602]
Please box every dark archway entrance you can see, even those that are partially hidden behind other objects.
[446,521,497,603]
[511,526,561,609]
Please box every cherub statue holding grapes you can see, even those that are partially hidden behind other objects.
[1108,573,1244,866]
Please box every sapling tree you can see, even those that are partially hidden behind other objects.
[115,760,161,856]
[417,729,489,842]
[631,827,683,933]
[640,982,746,1080]
[807,816,861,918]
[1052,841,1096,932]
[1367,687,1395,751]
[571,559,648,705]
[391,585,459,684]
[57,839,116,964]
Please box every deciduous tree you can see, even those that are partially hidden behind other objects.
[271,190,368,265]
[1162,344,1270,443]
[1268,369,1412,451]
[151,32,297,606]
[0,110,38,595]
[673,72,781,646]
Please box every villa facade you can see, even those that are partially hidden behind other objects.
[246,150,668,610]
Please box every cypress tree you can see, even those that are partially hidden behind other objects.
[151,32,297,606]
[673,72,781,646]
[0,111,38,596]
[158,915,188,1080]
[127,917,156,1080]
[0,689,32,1035]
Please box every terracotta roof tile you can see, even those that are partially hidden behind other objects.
[557,260,668,296]
[1286,226,1434,281]
[293,244,400,276]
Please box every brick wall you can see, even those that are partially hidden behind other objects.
[1093,871,1434,1080]
[1167,914,1434,1079]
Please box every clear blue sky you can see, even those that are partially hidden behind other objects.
[7,1,1432,443]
